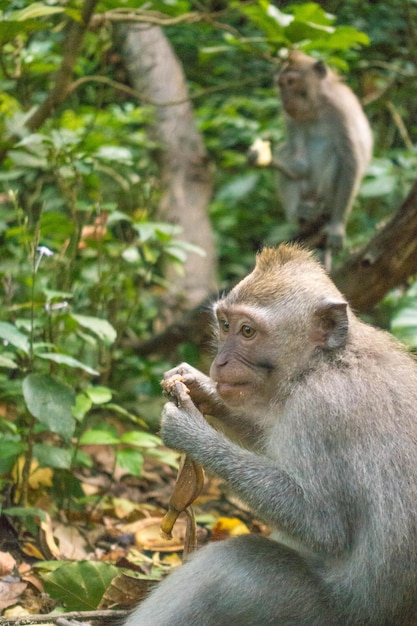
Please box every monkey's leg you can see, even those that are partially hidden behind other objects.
[123,535,338,626]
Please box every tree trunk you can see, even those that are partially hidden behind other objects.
[117,24,217,313]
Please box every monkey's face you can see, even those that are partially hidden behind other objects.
[277,69,318,120]
[209,302,313,411]
[210,305,275,409]
[277,55,327,121]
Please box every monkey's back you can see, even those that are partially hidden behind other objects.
[320,78,373,174]
[278,320,417,625]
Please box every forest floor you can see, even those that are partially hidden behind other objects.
[0,441,268,623]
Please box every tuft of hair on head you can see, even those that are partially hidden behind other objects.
[225,243,325,308]
[254,243,315,272]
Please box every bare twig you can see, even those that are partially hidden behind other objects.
[90,7,243,38]
[0,610,127,625]
[25,0,98,131]
[68,71,273,106]
[386,100,414,150]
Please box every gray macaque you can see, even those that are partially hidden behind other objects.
[249,52,373,251]
[125,243,417,626]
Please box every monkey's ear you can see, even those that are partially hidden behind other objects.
[311,299,348,349]
[313,60,327,79]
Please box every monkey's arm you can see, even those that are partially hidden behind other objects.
[247,138,309,180]
[160,386,349,554]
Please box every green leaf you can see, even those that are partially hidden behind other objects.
[3,506,46,522]
[291,2,334,26]
[72,448,93,469]
[72,394,93,421]
[0,440,26,474]
[85,386,112,404]
[79,429,119,446]
[0,355,18,369]
[42,561,118,611]
[0,21,45,44]
[217,174,259,201]
[36,352,99,376]
[238,2,287,40]
[23,374,76,442]
[391,308,417,346]
[116,448,144,477]
[9,3,65,20]
[0,322,29,354]
[145,447,180,469]
[120,431,161,448]
[359,176,397,198]
[71,314,117,345]
[95,145,133,163]
[105,403,148,428]
[134,222,182,242]
[33,444,71,470]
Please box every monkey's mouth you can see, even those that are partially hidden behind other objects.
[216,381,250,395]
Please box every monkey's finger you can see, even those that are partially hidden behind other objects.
[161,375,190,405]
[162,362,190,382]
[172,381,193,407]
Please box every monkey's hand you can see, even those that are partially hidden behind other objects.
[163,363,228,418]
[324,221,345,250]
[247,138,272,167]
[161,384,215,455]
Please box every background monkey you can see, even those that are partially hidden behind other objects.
[249,51,373,253]
[124,243,417,626]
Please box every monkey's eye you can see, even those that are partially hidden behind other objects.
[220,320,230,333]
[241,325,255,339]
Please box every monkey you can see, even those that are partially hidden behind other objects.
[249,52,372,255]
[124,243,417,626]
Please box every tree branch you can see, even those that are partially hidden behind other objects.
[332,180,417,311]
[0,0,98,162]
[0,609,127,624]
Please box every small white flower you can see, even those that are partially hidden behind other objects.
[37,245,54,257]
[35,245,54,272]
[45,301,69,312]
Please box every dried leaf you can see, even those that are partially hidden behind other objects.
[0,551,16,576]
[53,524,88,560]
[0,581,27,611]
[99,572,157,610]
[123,517,188,552]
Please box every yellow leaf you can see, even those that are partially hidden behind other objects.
[212,517,250,540]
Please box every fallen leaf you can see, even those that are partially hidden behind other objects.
[40,513,62,559]
[53,524,89,560]
[123,517,188,552]
[211,517,250,541]
[0,551,16,576]
[0,580,27,611]
[99,571,157,610]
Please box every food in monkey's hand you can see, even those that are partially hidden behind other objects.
[161,374,189,404]
[160,455,205,540]
[160,376,205,541]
